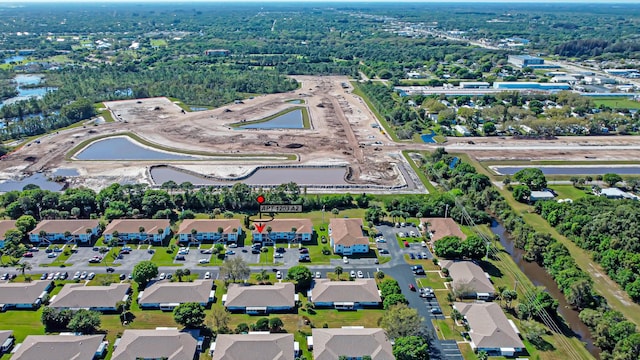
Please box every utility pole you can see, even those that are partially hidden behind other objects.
[444,204,449,218]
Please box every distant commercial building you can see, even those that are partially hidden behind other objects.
[204,49,230,56]
[530,190,556,202]
[493,82,571,91]
[459,82,490,89]
[507,55,544,68]
[584,76,616,85]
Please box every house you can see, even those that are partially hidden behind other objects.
[137,279,215,310]
[12,334,107,360]
[453,302,525,356]
[0,330,13,354]
[204,49,230,56]
[308,327,394,360]
[28,220,100,244]
[177,219,242,244]
[600,187,639,200]
[252,219,314,245]
[103,219,170,244]
[328,218,369,255]
[48,283,130,311]
[111,328,197,360]
[223,282,296,314]
[459,82,490,89]
[530,190,556,202]
[211,333,297,360]
[440,260,495,299]
[420,217,467,244]
[454,125,471,136]
[0,280,52,311]
[0,220,16,248]
[507,55,544,68]
[309,279,381,310]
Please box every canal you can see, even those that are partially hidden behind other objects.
[490,219,599,358]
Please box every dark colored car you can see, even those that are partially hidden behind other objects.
[408,283,416,291]
[106,267,115,273]
[119,273,126,280]
[276,247,286,253]
[251,249,261,254]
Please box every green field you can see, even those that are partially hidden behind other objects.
[592,97,640,109]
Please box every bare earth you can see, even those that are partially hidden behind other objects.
[2,75,640,192]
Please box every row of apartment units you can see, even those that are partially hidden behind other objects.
[0,217,371,255]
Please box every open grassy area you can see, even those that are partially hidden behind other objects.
[228,106,310,129]
[150,39,168,47]
[592,97,640,109]
[94,102,115,122]
[433,318,465,341]
[548,184,592,200]
[416,272,447,290]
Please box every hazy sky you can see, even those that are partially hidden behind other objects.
[1,0,638,3]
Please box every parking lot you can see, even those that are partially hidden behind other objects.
[114,248,154,267]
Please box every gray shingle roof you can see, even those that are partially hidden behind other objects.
[138,279,213,305]
[311,328,394,360]
[440,260,495,295]
[0,280,50,305]
[111,329,197,360]
[311,279,381,304]
[49,283,129,310]
[212,333,294,360]
[225,282,295,308]
[454,302,525,350]
[12,334,104,360]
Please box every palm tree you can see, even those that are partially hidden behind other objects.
[191,229,198,242]
[334,266,343,280]
[212,208,221,219]
[331,208,339,218]
[175,269,185,282]
[258,269,269,284]
[39,230,47,242]
[16,261,32,276]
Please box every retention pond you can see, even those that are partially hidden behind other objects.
[75,137,199,161]
[238,109,304,129]
[150,166,348,186]
[493,165,640,176]
[490,219,599,358]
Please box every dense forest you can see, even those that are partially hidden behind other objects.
[537,198,640,302]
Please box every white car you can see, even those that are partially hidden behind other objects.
[87,272,95,280]
[159,273,166,280]
[357,271,364,278]
[274,253,284,259]
[315,271,321,279]
[276,271,282,279]
[199,258,209,264]
[350,270,356,278]
[398,232,405,237]
[80,271,87,280]
[410,231,416,237]
[421,241,427,247]
[204,272,211,279]
[342,256,349,264]
[227,243,238,248]
[73,271,81,280]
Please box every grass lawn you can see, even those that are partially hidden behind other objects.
[458,343,477,359]
[150,39,168,47]
[433,318,465,341]
[416,272,447,290]
[548,184,592,200]
[150,238,183,266]
[592,97,640,109]
[0,309,44,343]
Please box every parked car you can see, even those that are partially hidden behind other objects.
[87,272,95,280]
[106,267,115,273]
[204,272,211,279]
[23,252,33,258]
[159,273,166,280]
[40,273,47,280]
[408,283,416,291]
[29,247,39,252]
[1,273,9,280]
[299,255,310,262]
[119,273,126,281]
[315,271,321,279]
[60,272,68,280]
[45,248,53,253]
[251,249,261,254]
[119,249,130,255]
[73,271,81,280]
[274,252,283,258]
[421,241,427,247]
[299,248,309,254]
[228,243,238,248]
[47,273,55,280]
[409,253,415,259]
[430,308,442,314]
[357,271,364,278]
[379,249,389,254]
[53,247,63,253]
[199,258,209,264]
[200,249,212,254]
[166,274,172,280]
[225,250,236,255]
[47,253,57,258]
[275,247,286,253]
[175,255,186,261]
[80,272,88,280]
[403,241,409,247]
[375,238,386,243]
[276,271,282,279]
[53,272,61,280]
[342,256,349,264]
[350,270,356,278]
[421,252,428,258]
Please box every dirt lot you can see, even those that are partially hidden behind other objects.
[0,76,407,192]
[2,75,640,192]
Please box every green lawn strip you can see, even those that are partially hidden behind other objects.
[457,343,477,360]
[402,150,438,193]
[65,132,297,161]
[0,309,44,342]
[433,135,447,143]
[228,106,309,129]
[87,274,122,286]
[416,273,447,290]
[93,102,115,122]
[592,97,640,109]
[433,319,465,341]
[482,159,640,166]
[548,185,592,200]
[350,81,400,142]
[150,241,183,267]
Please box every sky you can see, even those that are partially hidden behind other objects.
[1,0,638,3]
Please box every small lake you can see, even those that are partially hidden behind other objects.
[52,168,80,177]
[0,74,57,108]
[239,109,304,129]
[150,166,348,186]
[190,106,208,112]
[288,99,304,104]
[493,165,640,176]
[0,173,64,192]
[4,55,25,64]
[75,137,199,161]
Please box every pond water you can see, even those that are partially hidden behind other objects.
[239,109,303,129]
[0,173,64,192]
[75,137,199,161]
[491,220,599,358]
[288,99,304,104]
[4,55,25,64]
[493,165,640,176]
[420,131,436,143]
[0,74,57,108]
[190,106,208,112]
[150,166,348,186]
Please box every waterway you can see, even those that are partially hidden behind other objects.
[239,109,304,129]
[75,137,199,161]
[493,165,640,176]
[0,74,58,108]
[490,219,599,358]
[150,166,348,186]
[0,173,64,192]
